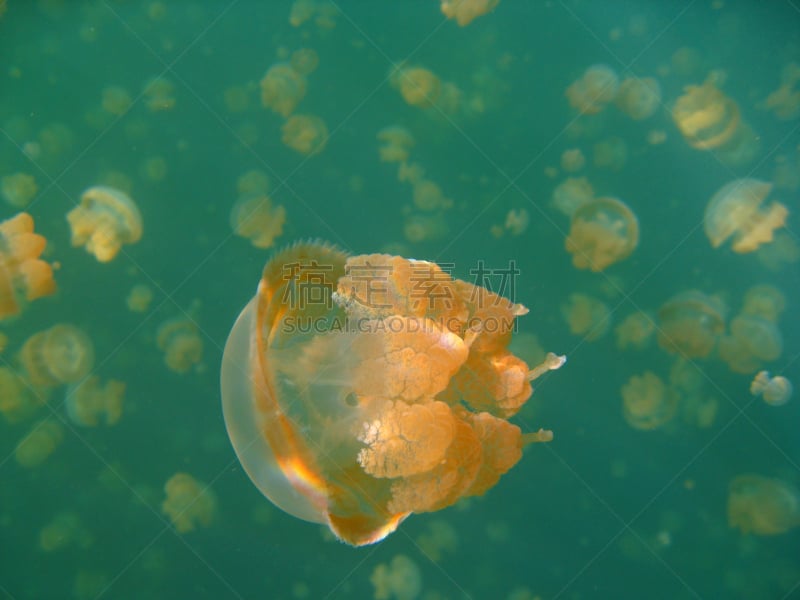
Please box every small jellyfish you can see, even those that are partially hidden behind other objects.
[566,64,620,114]
[741,284,785,322]
[101,85,132,116]
[370,554,422,600]
[66,185,143,262]
[415,519,458,562]
[412,179,451,212]
[39,512,93,552]
[560,148,586,172]
[750,370,792,406]
[657,290,725,358]
[126,283,154,313]
[403,212,449,243]
[757,231,800,272]
[281,114,329,155]
[377,125,415,164]
[156,316,203,374]
[615,76,661,120]
[728,474,800,535]
[718,315,782,374]
[561,293,611,341]
[65,376,125,427]
[760,62,800,120]
[15,419,64,467]
[230,194,286,249]
[143,77,176,111]
[139,156,167,183]
[615,311,655,350]
[440,0,499,26]
[552,176,594,217]
[0,212,56,320]
[0,366,45,424]
[672,77,741,150]
[704,179,788,254]
[502,208,529,236]
[289,48,319,76]
[391,65,442,108]
[18,324,95,388]
[161,472,218,533]
[621,371,678,430]
[1,173,38,207]
[565,197,639,271]
[260,62,306,117]
[289,0,316,26]
[236,169,270,196]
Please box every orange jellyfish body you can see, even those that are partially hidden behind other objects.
[221,242,564,546]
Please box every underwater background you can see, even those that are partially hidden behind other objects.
[1,1,799,598]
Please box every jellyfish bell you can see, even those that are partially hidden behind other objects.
[718,315,782,374]
[221,242,564,545]
[750,371,792,406]
[672,78,741,150]
[615,76,662,120]
[566,64,619,115]
[565,197,639,272]
[704,179,788,254]
[728,474,800,535]
[657,290,725,358]
[67,186,143,262]
[18,324,95,388]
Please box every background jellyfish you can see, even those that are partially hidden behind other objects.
[391,65,442,108]
[750,371,792,406]
[229,194,286,249]
[657,290,725,358]
[156,316,203,374]
[728,474,800,535]
[440,0,499,26]
[67,185,143,263]
[1,173,38,208]
[615,76,662,120]
[18,324,95,388]
[15,419,64,468]
[621,371,679,430]
[65,376,125,427]
[161,473,218,534]
[565,197,639,271]
[566,64,619,114]
[281,114,329,155]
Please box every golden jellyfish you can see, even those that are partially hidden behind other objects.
[718,315,782,374]
[220,242,565,545]
[161,473,218,533]
[15,419,64,468]
[65,376,125,427]
[260,62,306,118]
[502,208,529,237]
[440,0,499,26]
[560,148,585,173]
[1,172,38,208]
[236,169,270,196]
[18,324,95,388]
[412,179,452,212]
[621,371,679,430]
[728,474,800,535]
[680,393,718,429]
[0,212,56,320]
[750,371,792,406]
[156,317,203,374]
[0,330,6,352]
[377,126,414,164]
[126,283,154,313]
[290,48,319,76]
[370,554,422,600]
[614,311,655,350]
[657,290,725,358]
[672,77,740,149]
[281,114,328,155]
[615,76,662,120]
[741,284,785,322]
[565,197,638,271]
[391,65,441,108]
[704,179,788,254]
[552,176,594,217]
[66,185,143,263]
[566,64,619,115]
[561,293,611,341]
[230,194,286,249]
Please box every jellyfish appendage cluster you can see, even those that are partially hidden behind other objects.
[221,242,564,545]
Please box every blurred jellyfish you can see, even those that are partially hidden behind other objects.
[718,315,782,374]
[1,173,38,208]
[289,0,316,26]
[615,76,662,120]
[615,311,655,350]
[230,194,286,249]
[67,185,143,262]
[281,114,328,155]
[503,208,529,236]
[139,156,167,183]
[565,197,638,271]
[391,65,442,108]
[440,0,499,26]
[672,77,740,150]
[260,62,306,117]
[290,48,319,76]
[412,179,451,212]
[15,419,64,467]
[403,212,449,243]
[728,474,800,535]
[161,473,218,533]
[0,366,44,424]
[397,161,425,185]
[592,137,628,171]
[416,519,458,562]
[39,512,93,552]
[561,293,611,341]
[156,316,203,374]
[377,125,414,164]
[566,64,619,114]
[760,62,800,120]
[560,148,586,172]
[750,371,792,406]
[126,283,154,313]
[236,169,270,196]
[680,394,718,429]
[552,176,594,217]
[621,371,679,430]
[100,85,132,116]
[143,77,176,111]
[757,231,800,272]
[370,554,422,600]
[741,284,785,322]
[657,290,725,358]
[704,179,788,254]
[65,376,125,427]
[18,324,95,388]
[0,212,56,320]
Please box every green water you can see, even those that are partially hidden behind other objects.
[1,1,799,598]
